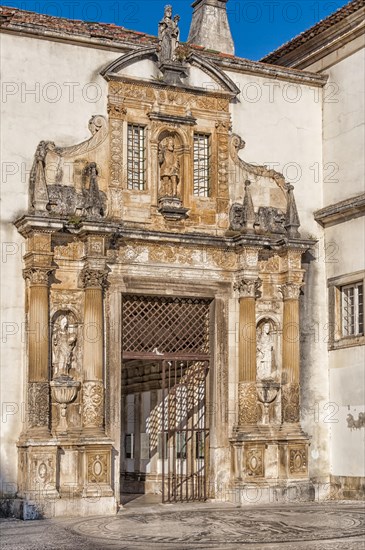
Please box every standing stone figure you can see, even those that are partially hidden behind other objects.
[158,136,180,197]
[256,322,274,380]
[84,162,104,217]
[52,315,77,378]
[158,5,180,64]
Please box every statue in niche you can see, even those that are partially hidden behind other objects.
[158,136,180,197]
[256,321,276,380]
[158,5,180,64]
[52,315,77,379]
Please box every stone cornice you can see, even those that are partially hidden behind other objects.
[147,111,197,126]
[14,215,316,252]
[314,193,365,227]
[205,55,328,88]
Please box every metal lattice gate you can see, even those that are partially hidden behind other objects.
[122,295,211,502]
[160,360,209,502]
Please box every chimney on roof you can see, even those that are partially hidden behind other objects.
[187,0,234,55]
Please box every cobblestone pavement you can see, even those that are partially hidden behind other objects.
[1,501,364,550]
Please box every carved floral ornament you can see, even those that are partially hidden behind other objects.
[238,382,258,425]
[234,277,262,298]
[82,381,104,428]
[80,268,109,290]
[279,282,303,301]
[23,267,54,285]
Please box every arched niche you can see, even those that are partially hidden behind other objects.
[256,317,281,382]
[157,130,183,199]
[50,310,80,380]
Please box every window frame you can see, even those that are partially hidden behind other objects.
[328,271,365,350]
[126,123,147,191]
[341,282,363,337]
[193,132,211,198]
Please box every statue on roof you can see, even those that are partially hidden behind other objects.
[158,4,180,65]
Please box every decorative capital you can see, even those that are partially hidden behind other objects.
[23,267,53,286]
[107,103,127,119]
[279,282,303,301]
[234,277,262,298]
[80,268,108,290]
[215,120,231,133]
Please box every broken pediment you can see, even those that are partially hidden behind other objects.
[228,134,301,238]
[101,6,239,95]
[29,115,108,219]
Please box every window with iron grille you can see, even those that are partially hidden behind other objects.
[127,124,146,190]
[193,133,211,197]
[341,282,363,337]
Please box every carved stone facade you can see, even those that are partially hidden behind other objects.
[4,1,347,519]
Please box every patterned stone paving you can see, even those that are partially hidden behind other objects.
[1,502,364,549]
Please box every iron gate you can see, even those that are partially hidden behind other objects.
[122,295,211,502]
[161,360,209,503]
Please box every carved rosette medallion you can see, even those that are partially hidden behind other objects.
[282,383,300,423]
[28,382,49,429]
[238,382,258,425]
[289,446,308,476]
[80,269,108,290]
[246,447,264,478]
[234,278,262,299]
[23,268,53,286]
[87,452,109,484]
[82,381,104,429]
[280,282,303,301]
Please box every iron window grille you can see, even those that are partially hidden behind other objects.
[193,133,211,197]
[127,124,146,190]
[341,282,364,337]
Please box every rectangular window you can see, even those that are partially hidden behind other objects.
[127,124,146,190]
[176,432,186,460]
[341,283,363,337]
[125,433,134,459]
[196,431,205,460]
[158,432,168,460]
[193,133,210,197]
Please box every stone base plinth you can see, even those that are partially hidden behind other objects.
[1,496,117,520]
[15,438,117,519]
[230,427,311,499]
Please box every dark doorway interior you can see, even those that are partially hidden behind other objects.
[120,295,212,503]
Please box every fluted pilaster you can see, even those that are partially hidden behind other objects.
[23,267,53,434]
[81,267,108,432]
[234,277,261,425]
[281,281,302,423]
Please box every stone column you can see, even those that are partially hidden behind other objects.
[23,266,53,437]
[234,277,261,426]
[81,267,108,434]
[281,282,302,423]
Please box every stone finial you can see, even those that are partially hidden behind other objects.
[285,184,301,238]
[188,0,235,55]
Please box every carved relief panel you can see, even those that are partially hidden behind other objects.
[107,78,231,230]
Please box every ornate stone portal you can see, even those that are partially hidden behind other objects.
[13,6,314,518]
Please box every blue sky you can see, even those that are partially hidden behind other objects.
[3,0,352,60]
